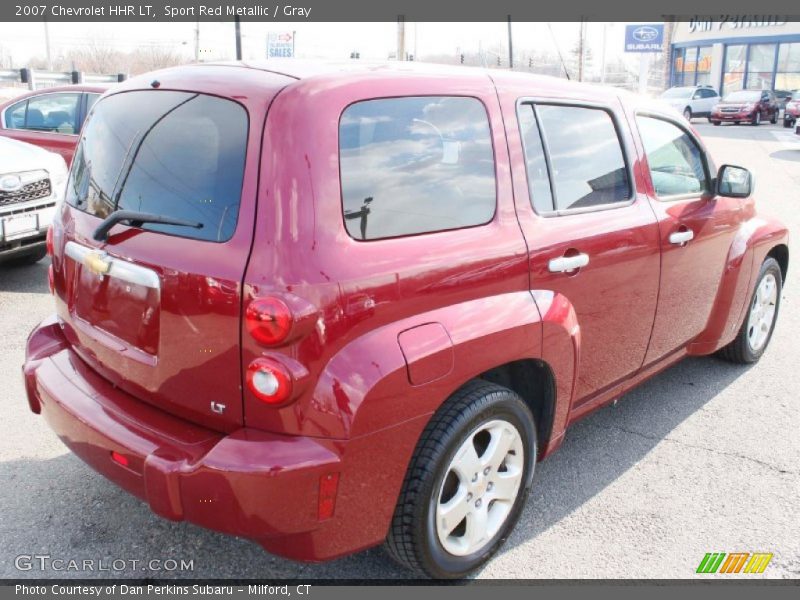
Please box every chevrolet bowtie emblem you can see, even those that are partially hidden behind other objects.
[84,252,111,276]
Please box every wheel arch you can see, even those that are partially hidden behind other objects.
[479,358,557,460]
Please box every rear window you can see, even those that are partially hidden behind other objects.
[339,96,496,240]
[66,91,248,242]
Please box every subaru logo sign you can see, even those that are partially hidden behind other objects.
[624,24,664,53]
[633,26,659,42]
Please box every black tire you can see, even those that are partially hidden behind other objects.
[683,107,692,121]
[712,121,721,126]
[3,246,47,267]
[385,380,536,579]
[752,111,761,126]
[785,119,795,128]
[770,112,778,125]
[717,257,782,364]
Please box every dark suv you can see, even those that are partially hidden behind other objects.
[710,89,780,125]
[22,61,788,578]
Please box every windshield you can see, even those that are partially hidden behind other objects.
[724,90,761,102]
[66,90,248,243]
[660,87,693,99]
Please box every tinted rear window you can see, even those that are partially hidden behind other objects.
[339,96,496,240]
[66,91,247,242]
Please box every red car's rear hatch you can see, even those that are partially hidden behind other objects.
[50,70,291,432]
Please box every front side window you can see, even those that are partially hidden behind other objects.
[534,105,631,212]
[7,93,81,134]
[637,116,708,199]
[67,91,248,242]
[339,96,496,240]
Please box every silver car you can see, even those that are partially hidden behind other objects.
[659,85,720,121]
[0,137,67,265]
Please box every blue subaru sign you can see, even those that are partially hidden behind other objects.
[624,24,664,53]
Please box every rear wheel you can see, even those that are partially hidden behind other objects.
[785,118,795,128]
[718,258,782,364]
[385,380,536,578]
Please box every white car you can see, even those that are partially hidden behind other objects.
[0,136,67,265]
[659,85,720,121]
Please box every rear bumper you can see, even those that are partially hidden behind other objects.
[23,315,344,555]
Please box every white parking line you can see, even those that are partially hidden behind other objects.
[771,129,800,149]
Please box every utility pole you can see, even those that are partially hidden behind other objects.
[577,19,585,82]
[507,15,513,69]
[234,16,242,60]
[43,20,52,70]
[194,21,200,62]
[397,15,405,61]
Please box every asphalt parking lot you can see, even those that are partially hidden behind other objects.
[1,121,798,580]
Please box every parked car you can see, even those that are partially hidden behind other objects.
[774,89,794,112]
[710,89,780,125]
[0,85,108,165]
[0,136,67,265]
[22,62,788,579]
[784,90,800,128]
[658,85,720,121]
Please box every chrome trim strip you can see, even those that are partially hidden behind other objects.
[64,241,160,290]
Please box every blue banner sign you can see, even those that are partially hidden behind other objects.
[624,24,664,53]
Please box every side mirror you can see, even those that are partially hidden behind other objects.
[716,164,753,198]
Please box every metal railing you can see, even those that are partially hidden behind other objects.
[0,68,126,91]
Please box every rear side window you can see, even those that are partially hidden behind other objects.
[5,93,80,134]
[636,116,708,198]
[67,91,247,242]
[339,96,496,240]
[533,105,632,212]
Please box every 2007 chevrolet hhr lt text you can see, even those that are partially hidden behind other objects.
[23,61,788,578]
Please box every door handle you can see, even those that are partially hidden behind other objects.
[548,253,590,273]
[669,229,694,245]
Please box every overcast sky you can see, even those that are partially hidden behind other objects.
[0,21,640,74]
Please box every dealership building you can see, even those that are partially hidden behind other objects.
[669,18,800,95]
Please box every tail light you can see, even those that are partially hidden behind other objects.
[45,225,54,256]
[246,357,293,405]
[246,297,293,345]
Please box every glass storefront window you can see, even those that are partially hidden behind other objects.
[723,45,746,94]
[696,46,713,86]
[776,43,800,91]
[746,44,777,90]
[672,46,712,87]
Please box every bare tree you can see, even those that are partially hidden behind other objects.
[128,45,185,75]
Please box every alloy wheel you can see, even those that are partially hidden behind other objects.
[747,273,778,352]
[435,419,524,557]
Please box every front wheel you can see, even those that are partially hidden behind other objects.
[752,111,761,126]
[385,380,536,578]
[770,112,778,124]
[718,257,782,364]
[785,119,795,128]
[712,121,721,126]
[683,107,692,121]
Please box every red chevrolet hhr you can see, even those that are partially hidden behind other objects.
[23,61,788,578]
